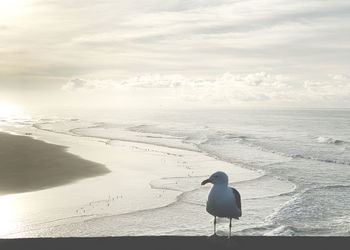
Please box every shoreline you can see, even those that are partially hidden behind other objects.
[0,132,110,196]
[0,120,269,237]
[1,109,348,237]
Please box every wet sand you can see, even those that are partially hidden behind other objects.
[0,132,110,195]
[0,125,259,238]
[0,236,348,250]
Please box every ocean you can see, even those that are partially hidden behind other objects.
[1,108,349,236]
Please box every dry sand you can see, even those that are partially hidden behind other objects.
[0,132,110,195]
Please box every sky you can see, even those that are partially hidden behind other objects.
[0,0,350,112]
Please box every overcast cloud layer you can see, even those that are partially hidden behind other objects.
[0,0,349,109]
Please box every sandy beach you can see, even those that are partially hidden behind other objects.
[0,132,109,195]
[1,0,349,241]
[0,110,349,238]
[0,121,260,238]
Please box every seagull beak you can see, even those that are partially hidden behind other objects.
[201,179,211,185]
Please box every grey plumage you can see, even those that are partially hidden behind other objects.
[201,171,242,237]
[231,187,241,219]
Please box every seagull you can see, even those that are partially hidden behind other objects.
[201,171,242,238]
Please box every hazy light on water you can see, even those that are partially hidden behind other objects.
[0,104,19,118]
[0,103,32,121]
[0,196,18,236]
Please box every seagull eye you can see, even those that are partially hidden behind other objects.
[214,175,218,178]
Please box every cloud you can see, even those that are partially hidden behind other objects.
[328,74,348,81]
[61,78,116,92]
[120,74,187,88]
[61,78,86,91]
[61,72,350,108]
[1,0,350,103]
[303,74,350,97]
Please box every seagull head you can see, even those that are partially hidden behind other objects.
[201,171,229,186]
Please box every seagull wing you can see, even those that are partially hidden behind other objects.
[231,187,242,217]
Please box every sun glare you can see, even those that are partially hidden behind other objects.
[0,0,27,20]
[0,196,18,236]
[0,103,20,118]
